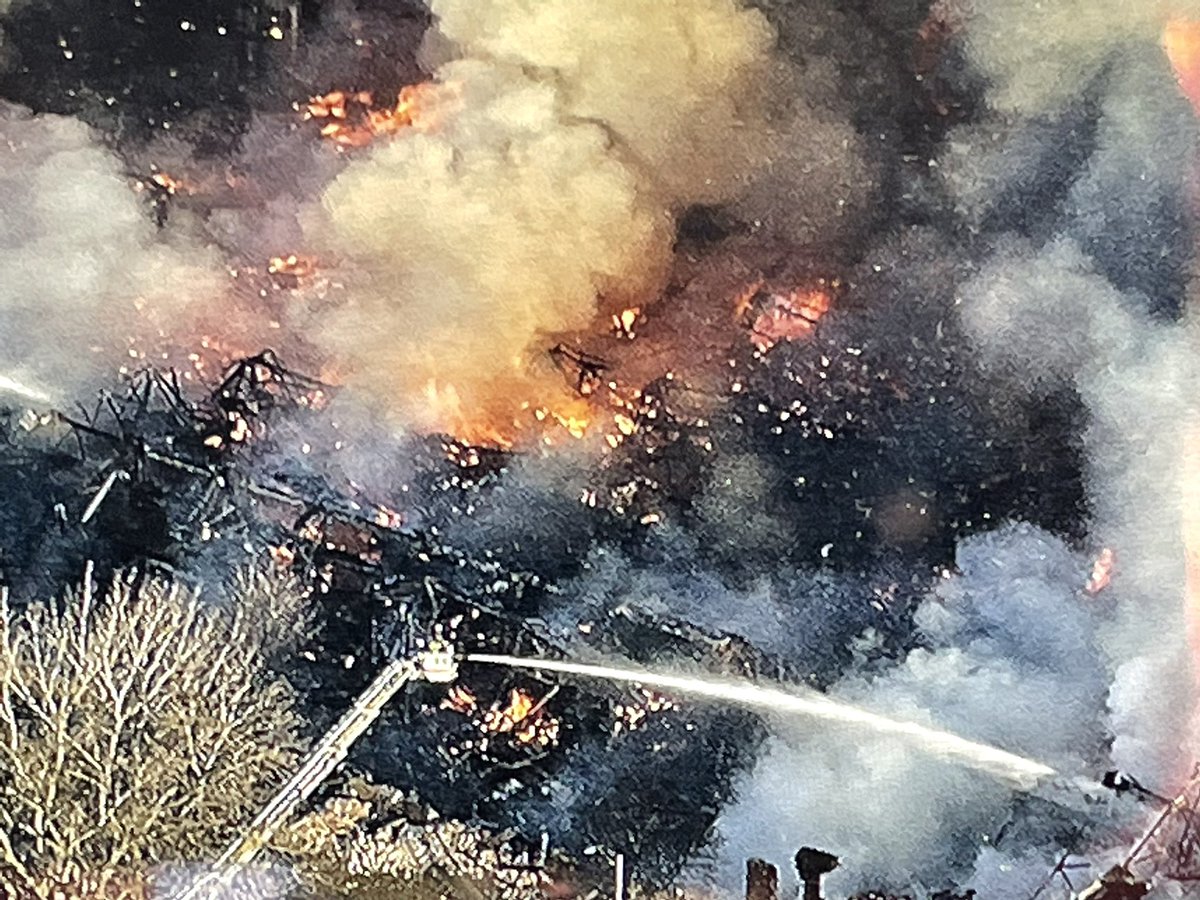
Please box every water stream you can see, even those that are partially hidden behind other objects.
[468,653,1061,789]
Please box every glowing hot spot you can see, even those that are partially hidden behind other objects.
[1164,20,1200,116]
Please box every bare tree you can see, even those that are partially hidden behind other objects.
[0,570,309,898]
[271,780,547,900]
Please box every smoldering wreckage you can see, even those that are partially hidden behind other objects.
[4,0,1200,898]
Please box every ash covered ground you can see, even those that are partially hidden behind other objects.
[1,1,1200,898]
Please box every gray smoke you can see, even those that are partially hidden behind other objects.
[700,14,1200,899]
[710,524,1117,896]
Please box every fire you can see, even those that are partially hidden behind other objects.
[441,685,478,715]
[612,688,677,736]
[612,307,641,339]
[268,254,317,280]
[1085,547,1116,595]
[147,171,189,195]
[371,504,404,529]
[735,281,832,353]
[530,397,593,441]
[477,687,561,749]
[442,683,562,754]
[303,85,428,147]
[1164,20,1200,116]
[494,688,535,727]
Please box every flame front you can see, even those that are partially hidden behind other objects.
[442,684,561,747]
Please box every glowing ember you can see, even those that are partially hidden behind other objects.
[372,504,404,529]
[1164,20,1200,116]
[201,408,257,450]
[442,685,479,715]
[1085,547,1116,595]
[303,85,427,147]
[148,171,187,194]
[268,254,317,280]
[485,688,535,731]
[478,688,561,749]
[443,440,488,468]
[442,684,564,755]
[613,688,677,736]
[551,411,590,440]
[612,307,641,339]
[531,398,593,441]
[735,282,832,353]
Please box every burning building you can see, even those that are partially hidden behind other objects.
[2,0,1200,898]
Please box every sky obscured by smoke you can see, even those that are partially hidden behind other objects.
[1,0,1199,895]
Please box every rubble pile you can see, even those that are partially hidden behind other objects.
[0,352,776,892]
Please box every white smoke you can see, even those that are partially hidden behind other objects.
[706,11,1200,895]
[712,524,1117,896]
[964,236,1200,784]
[0,102,223,404]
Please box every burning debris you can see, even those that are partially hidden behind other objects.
[267,253,318,287]
[440,684,563,755]
[302,85,428,147]
[3,0,1200,896]
[0,345,779,891]
[612,688,677,737]
[735,281,835,354]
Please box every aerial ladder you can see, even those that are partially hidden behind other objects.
[169,642,459,900]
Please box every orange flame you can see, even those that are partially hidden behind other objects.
[475,688,561,748]
[612,307,641,339]
[148,171,189,194]
[303,85,428,147]
[502,689,535,725]
[735,282,832,353]
[530,396,594,441]
[1165,20,1200,116]
[441,685,478,714]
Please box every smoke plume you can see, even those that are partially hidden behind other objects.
[694,8,1200,896]
[3,0,1200,895]
[0,102,222,404]
[948,0,1200,115]
[709,524,1116,897]
[297,0,794,436]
